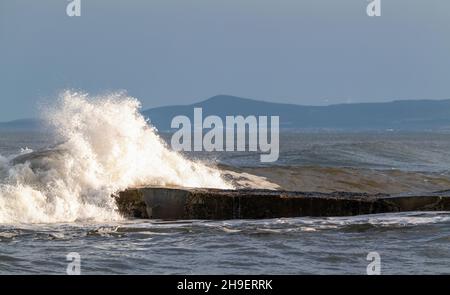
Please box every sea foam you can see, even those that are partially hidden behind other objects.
[0,91,233,224]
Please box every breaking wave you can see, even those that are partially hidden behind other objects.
[0,91,233,224]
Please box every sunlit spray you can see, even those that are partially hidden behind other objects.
[0,91,233,224]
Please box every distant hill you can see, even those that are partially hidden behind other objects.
[2,96,450,131]
[143,95,450,131]
[0,119,43,131]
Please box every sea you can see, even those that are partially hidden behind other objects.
[0,93,449,274]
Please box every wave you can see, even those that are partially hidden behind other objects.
[0,91,233,224]
[231,165,450,194]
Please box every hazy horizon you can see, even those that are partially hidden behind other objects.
[0,94,450,123]
[1,0,450,120]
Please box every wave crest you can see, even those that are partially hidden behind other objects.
[0,91,233,224]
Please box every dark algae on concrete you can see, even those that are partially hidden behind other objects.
[116,187,450,220]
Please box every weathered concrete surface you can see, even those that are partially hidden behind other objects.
[115,187,450,220]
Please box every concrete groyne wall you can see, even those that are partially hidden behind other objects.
[115,187,450,220]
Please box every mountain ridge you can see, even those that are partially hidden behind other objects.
[143,95,450,131]
[2,96,450,131]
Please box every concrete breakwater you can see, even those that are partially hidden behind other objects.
[115,187,450,220]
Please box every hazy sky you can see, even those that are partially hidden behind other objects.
[0,0,449,120]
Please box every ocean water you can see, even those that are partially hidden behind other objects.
[1,213,449,275]
[0,92,449,274]
[168,132,450,194]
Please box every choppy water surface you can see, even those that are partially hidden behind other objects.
[1,212,449,274]
[1,130,450,274]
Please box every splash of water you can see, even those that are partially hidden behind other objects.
[0,91,233,224]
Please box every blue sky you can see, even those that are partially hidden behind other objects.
[0,0,449,120]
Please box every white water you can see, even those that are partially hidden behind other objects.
[0,91,233,224]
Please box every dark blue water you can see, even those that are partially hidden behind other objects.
[0,131,449,274]
[1,212,449,274]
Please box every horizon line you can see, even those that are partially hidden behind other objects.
[1,95,450,123]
